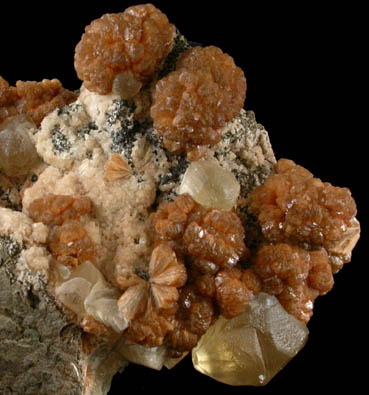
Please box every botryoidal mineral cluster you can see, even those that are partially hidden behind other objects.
[0,4,360,394]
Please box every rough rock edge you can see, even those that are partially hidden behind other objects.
[0,234,128,395]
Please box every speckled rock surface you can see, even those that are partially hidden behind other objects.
[0,236,83,394]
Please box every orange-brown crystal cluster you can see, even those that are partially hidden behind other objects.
[28,194,95,268]
[246,158,359,323]
[152,194,249,271]
[253,243,333,323]
[0,77,77,126]
[118,243,187,346]
[250,159,357,251]
[0,77,19,124]
[74,4,175,96]
[130,193,256,351]
[150,46,246,156]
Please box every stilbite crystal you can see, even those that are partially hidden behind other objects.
[179,159,240,211]
[192,293,309,386]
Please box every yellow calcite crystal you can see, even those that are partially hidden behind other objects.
[0,115,39,176]
[192,292,309,386]
[179,159,240,211]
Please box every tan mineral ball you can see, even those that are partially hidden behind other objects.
[192,292,309,386]
[179,159,240,211]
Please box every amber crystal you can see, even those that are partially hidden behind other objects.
[74,4,175,96]
[0,115,39,176]
[192,293,309,386]
[250,159,357,252]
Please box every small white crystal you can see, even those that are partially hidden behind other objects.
[117,339,167,371]
[55,277,92,316]
[54,261,127,332]
[192,293,309,386]
[71,260,103,284]
[85,280,128,333]
[179,159,240,211]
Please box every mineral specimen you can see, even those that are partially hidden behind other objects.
[74,4,175,96]
[0,3,360,394]
[192,292,309,386]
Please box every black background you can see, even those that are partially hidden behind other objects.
[1,1,366,393]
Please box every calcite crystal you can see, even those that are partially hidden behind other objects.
[192,292,309,386]
[0,115,39,176]
[0,3,360,394]
[179,159,240,211]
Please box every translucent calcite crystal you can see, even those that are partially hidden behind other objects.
[0,115,39,176]
[179,159,240,211]
[117,340,167,371]
[55,261,128,332]
[192,292,309,386]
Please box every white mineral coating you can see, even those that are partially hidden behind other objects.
[192,292,309,386]
[0,115,39,176]
[179,159,240,211]
[84,280,128,333]
[117,340,167,371]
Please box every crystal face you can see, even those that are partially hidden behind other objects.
[0,115,39,176]
[179,160,240,211]
[192,293,309,386]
